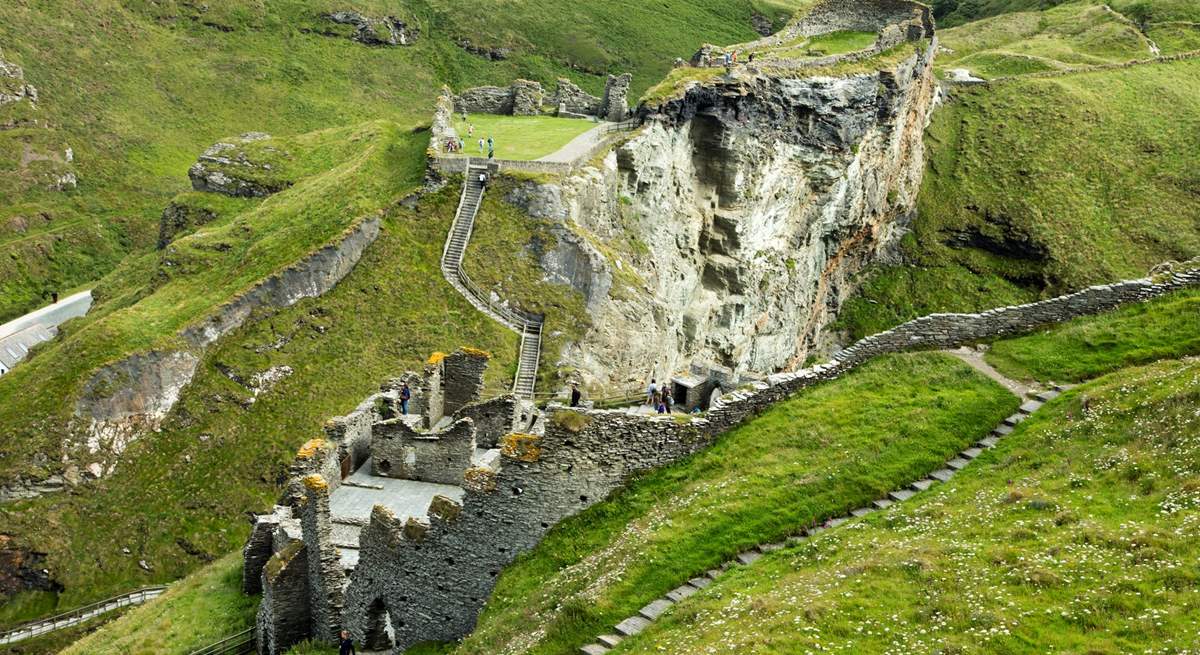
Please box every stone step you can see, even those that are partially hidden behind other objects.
[689,576,711,589]
[598,635,623,648]
[805,525,827,537]
[1018,400,1043,414]
[888,489,916,502]
[787,533,808,544]
[666,584,698,602]
[1035,389,1059,402]
[757,542,784,553]
[872,498,894,509]
[910,479,934,492]
[946,457,970,470]
[580,645,609,655]
[994,424,1014,436]
[1003,414,1026,427]
[826,516,849,528]
[977,435,1000,448]
[735,551,761,565]
[961,447,984,460]
[705,568,722,580]
[615,615,651,637]
[639,598,673,620]
[850,507,873,518]
[930,468,955,482]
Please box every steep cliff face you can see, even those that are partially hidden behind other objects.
[525,43,937,388]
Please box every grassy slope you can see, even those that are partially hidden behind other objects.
[450,353,1016,655]
[616,356,1200,653]
[985,287,1200,382]
[0,178,532,621]
[0,0,802,323]
[835,56,1200,340]
[462,175,592,388]
[58,553,255,655]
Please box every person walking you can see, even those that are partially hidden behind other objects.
[339,630,356,655]
[654,391,666,414]
[570,382,582,407]
[478,170,488,189]
[646,378,658,405]
[400,382,411,415]
[478,137,485,154]
[468,123,475,137]
[662,386,673,413]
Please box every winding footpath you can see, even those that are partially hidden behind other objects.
[578,351,1069,654]
[0,587,165,646]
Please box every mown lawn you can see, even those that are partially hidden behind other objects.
[449,115,598,161]
[617,356,1200,653]
[449,352,1016,655]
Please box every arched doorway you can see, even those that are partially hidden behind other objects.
[364,597,395,651]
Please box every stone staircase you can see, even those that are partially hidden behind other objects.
[577,383,1073,654]
[440,160,544,400]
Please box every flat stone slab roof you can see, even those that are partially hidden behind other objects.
[329,461,465,524]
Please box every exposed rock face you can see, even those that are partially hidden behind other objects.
[599,73,632,122]
[188,132,291,198]
[158,200,218,248]
[0,535,62,598]
[455,38,510,60]
[518,43,938,389]
[66,216,382,475]
[751,12,775,36]
[0,58,37,107]
[326,11,418,46]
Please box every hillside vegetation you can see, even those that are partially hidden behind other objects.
[450,353,1016,654]
[613,355,1200,653]
[0,0,800,323]
[836,55,1200,339]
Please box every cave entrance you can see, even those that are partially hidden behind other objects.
[364,597,395,650]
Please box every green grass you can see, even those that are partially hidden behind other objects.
[615,355,1200,653]
[836,56,1200,340]
[448,115,598,161]
[755,29,878,60]
[0,0,804,324]
[984,287,1200,382]
[935,2,1154,78]
[447,353,1016,655]
[462,175,592,387]
[59,553,257,655]
[0,158,528,623]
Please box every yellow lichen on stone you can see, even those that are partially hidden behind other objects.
[460,346,492,359]
[403,517,429,542]
[429,494,463,522]
[264,540,304,583]
[427,351,447,365]
[302,474,328,492]
[463,466,498,493]
[501,433,542,462]
[296,438,327,460]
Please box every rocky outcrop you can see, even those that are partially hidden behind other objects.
[325,11,418,46]
[66,215,382,474]
[188,132,291,198]
[512,42,939,389]
[0,535,62,597]
[455,38,511,61]
[0,57,37,107]
[158,200,219,248]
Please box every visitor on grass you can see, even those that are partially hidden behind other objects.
[339,630,355,655]
[647,378,658,405]
[487,136,494,151]
[400,382,411,415]
[468,123,475,137]
[570,382,582,407]
[478,137,485,154]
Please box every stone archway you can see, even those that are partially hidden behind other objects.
[364,597,395,651]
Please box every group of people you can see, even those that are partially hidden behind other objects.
[645,378,674,414]
[700,50,754,67]
[445,116,496,159]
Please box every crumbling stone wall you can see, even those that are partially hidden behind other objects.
[279,439,342,506]
[599,73,632,122]
[255,539,309,655]
[371,417,476,485]
[511,79,545,116]
[452,395,517,449]
[321,391,390,476]
[552,78,601,116]
[298,476,346,645]
[441,350,489,417]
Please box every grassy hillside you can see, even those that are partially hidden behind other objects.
[613,354,1200,653]
[0,0,801,323]
[835,55,1200,339]
[450,353,1015,655]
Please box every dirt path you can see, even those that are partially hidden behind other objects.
[944,346,1034,397]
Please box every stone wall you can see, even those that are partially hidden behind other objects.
[511,79,545,116]
[441,350,489,417]
[452,395,517,449]
[297,476,346,645]
[599,73,632,122]
[552,78,601,116]
[255,539,309,655]
[335,267,1199,651]
[321,391,390,476]
[371,417,476,485]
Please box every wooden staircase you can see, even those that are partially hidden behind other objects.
[440,160,544,400]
